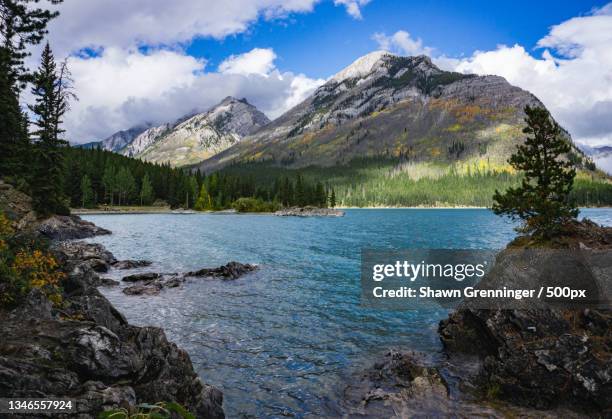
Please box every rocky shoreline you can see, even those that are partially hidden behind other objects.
[346,221,612,417]
[0,183,226,418]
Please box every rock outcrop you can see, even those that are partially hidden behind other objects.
[274,207,345,217]
[0,220,224,417]
[119,262,258,296]
[187,261,258,279]
[0,180,37,230]
[437,223,612,415]
[37,215,112,241]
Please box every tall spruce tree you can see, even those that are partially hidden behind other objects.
[28,43,70,214]
[80,174,93,208]
[329,188,336,208]
[492,105,578,237]
[0,0,62,179]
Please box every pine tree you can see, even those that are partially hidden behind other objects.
[102,165,117,205]
[28,43,70,215]
[329,188,336,208]
[315,182,326,207]
[0,0,62,179]
[140,173,154,205]
[80,174,93,208]
[295,175,305,207]
[492,105,578,238]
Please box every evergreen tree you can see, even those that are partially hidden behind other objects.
[116,166,136,205]
[295,175,305,207]
[102,165,117,205]
[329,188,336,208]
[80,174,93,208]
[493,105,578,237]
[0,0,61,179]
[315,182,326,207]
[28,43,70,214]
[140,173,154,205]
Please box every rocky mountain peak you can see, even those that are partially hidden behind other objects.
[331,50,394,83]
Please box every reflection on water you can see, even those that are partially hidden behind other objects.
[84,208,612,417]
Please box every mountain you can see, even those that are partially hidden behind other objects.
[130,97,270,167]
[196,52,588,174]
[77,125,151,152]
[582,145,612,174]
[123,123,171,157]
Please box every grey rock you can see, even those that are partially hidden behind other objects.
[187,261,257,279]
[438,243,612,413]
[123,283,162,296]
[38,215,112,241]
[0,257,224,419]
[122,272,161,282]
[112,259,152,270]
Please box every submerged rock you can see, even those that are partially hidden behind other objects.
[274,206,345,217]
[123,283,163,296]
[99,277,120,287]
[38,214,112,241]
[344,351,451,417]
[122,272,161,282]
[112,259,153,270]
[187,261,257,279]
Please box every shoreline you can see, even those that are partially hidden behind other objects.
[72,205,612,215]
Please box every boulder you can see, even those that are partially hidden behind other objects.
[0,180,37,231]
[187,261,257,279]
[38,215,112,241]
[123,284,162,296]
[122,272,161,282]
[53,241,117,275]
[112,259,153,270]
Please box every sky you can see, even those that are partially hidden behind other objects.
[38,0,612,151]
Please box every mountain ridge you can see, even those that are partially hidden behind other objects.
[196,52,573,173]
[76,96,271,167]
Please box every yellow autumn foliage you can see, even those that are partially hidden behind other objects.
[0,212,64,307]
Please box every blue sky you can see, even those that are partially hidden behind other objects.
[186,0,609,78]
[46,0,612,157]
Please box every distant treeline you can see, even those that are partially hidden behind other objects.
[64,146,335,210]
[219,158,612,207]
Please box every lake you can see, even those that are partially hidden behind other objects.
[84,208,612,418]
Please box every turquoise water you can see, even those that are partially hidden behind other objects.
[84,209,612,418]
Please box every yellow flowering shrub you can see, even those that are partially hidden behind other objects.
[0,212,64,308]
[12,249,64,305]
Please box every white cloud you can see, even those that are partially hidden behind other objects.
[333,0,371,20]
[219,48,277,76]
[376,4,612,149]
[65,48,324,142]
[48,0,373,55]
[47,0,320,55]
[373,30,433,56]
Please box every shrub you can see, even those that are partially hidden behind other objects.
[0,212,64,308]
[232,197,280,213]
